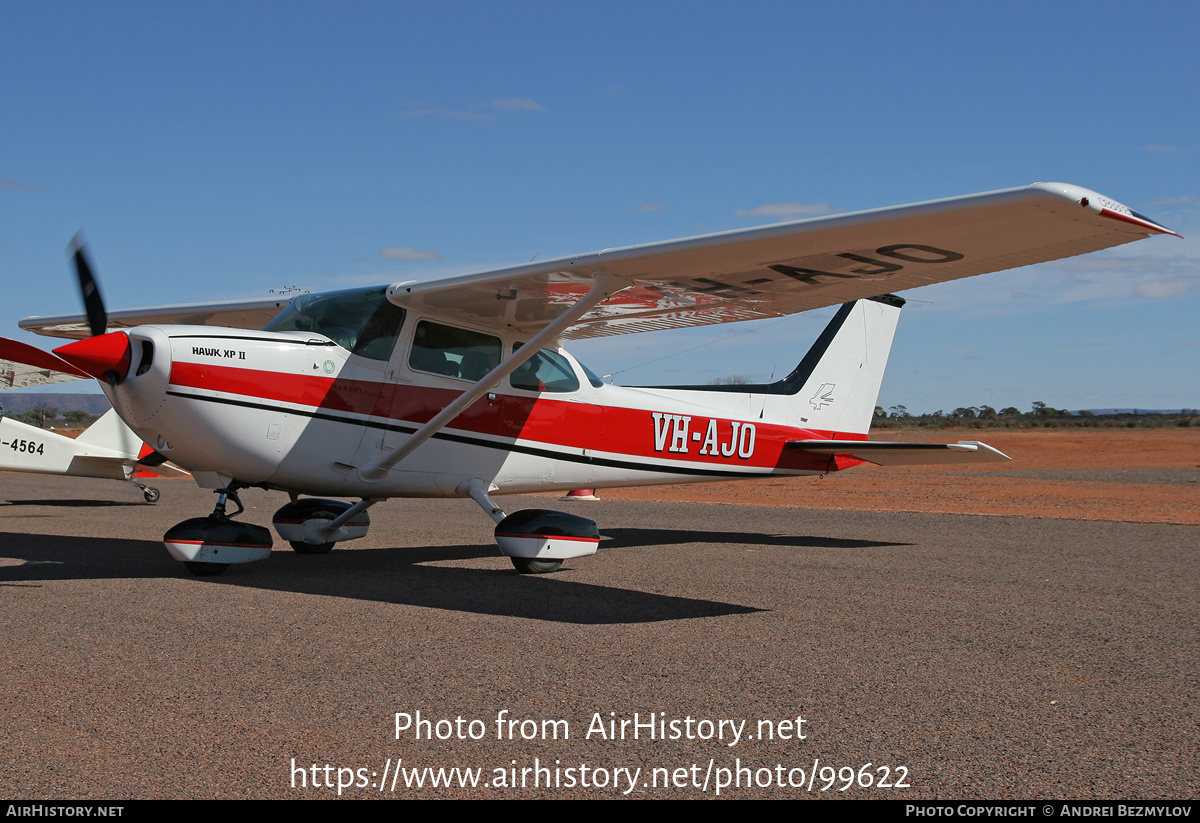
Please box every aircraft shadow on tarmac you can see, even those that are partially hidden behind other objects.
[0,527,907,624]
[597,526,906,551]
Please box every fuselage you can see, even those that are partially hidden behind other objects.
[98,316,859,498]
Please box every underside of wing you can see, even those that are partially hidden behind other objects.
[387,182,1177,338]
[0,337,91,389]
[20,297,296,341]
[789,439,1011,466]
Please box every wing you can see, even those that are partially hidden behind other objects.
[385,182,1177,338]
[20,297,296,341]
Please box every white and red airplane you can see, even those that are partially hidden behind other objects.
[0,182,1178,576]
[0,408,188,502]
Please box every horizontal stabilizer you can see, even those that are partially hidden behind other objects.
[788,439,1011,466]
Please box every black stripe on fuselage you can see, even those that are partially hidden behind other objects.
[164,389,760,479]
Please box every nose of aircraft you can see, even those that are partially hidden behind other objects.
[54,331,132,383]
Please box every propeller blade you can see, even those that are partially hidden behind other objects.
[69,234,107,337]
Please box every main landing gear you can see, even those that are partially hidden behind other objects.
[162,489,376,577]
[161,480,597,577]
[461,480,599,574]
[272,498,371,554]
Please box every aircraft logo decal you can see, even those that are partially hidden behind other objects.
[809,383,836,410]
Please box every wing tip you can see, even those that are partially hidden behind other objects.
[1028,182,1181,238]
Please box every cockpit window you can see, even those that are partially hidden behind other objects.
[409,321,501,380]
[263,286,406,361]
[510,344,580,393]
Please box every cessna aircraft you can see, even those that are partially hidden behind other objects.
[0,404,186,502]
[0,182,1178,576]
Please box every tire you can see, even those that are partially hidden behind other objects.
[289,539,335,554]
[511,557,563,574]
[183,562,229,577]
[143,487,161,503]
[289,514,335,554]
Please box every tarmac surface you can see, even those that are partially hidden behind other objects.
[1,475,1196,799]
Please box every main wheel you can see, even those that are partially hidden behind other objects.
[511,557,563,574]
[289,539,335,554]
[143,487,161,503]
[183,562,229,577]
[289,514,335,554]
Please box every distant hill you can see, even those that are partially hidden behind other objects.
[1,393,113,415]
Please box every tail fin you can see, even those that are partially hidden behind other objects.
[76,408,144,452]
[765,294,903,435]
[75,409,189,478]
[635,294,903,436]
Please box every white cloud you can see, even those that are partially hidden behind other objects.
[1134,277,1198,299]
[1147,194,1195,207]
[735,202,833,220]
[490,98,546,113]
[397,98,546,121]
[381,247,444,261]
[397,107,496,122]
[627,203,664,213]
[1,179,40,191]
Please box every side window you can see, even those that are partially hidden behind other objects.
[510,345,580,393]
[408,321,501,381]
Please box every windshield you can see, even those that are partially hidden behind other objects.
[263,286,405,361]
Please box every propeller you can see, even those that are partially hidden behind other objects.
[54,234,130,384]
[69,233,108,337]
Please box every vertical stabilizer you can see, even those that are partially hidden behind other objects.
[763,295,903,435]
[75,408,145,454]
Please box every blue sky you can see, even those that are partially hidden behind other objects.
[2,1,1197,412]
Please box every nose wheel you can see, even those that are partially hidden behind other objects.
[163,488,272,577]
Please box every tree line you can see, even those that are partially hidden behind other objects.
[1,403,100,430]
[872,402,1197,429]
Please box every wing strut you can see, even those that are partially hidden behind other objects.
[357,273,629,483]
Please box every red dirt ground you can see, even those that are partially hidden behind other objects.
[598,429,1200,526]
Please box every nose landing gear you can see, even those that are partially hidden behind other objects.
[163,488,272,577]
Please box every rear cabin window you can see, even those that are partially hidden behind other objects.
[263,286,406,361]
[408,321,501,381]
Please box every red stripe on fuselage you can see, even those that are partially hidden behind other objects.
[167,361,864,471]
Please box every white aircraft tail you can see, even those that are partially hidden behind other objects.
[645,295,903,436]
[762,294,903,435]
[75,408,147,455]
